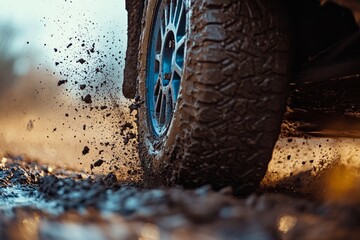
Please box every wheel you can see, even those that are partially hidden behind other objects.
[136,0,290,194]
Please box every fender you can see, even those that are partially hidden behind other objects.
[123,0,145,98]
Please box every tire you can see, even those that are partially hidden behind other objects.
[137,0,290,194]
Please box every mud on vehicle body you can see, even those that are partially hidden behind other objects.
[123,0,360,194]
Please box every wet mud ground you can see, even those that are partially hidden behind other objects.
[0,151,360,240]
[1,81,360,240]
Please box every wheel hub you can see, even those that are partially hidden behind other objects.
[146,0,187,137]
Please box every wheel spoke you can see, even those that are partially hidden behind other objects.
[154,78,161,95]
[173,63,182,76]
[160,22,165,41]
[174,0,184,28]
[164,4,169,26]
[155,87,162,112]
[176,2,186,37]
[176,35,186,49]
[159,93,166,124]
[169,0,174,23]
[171,80,180,104]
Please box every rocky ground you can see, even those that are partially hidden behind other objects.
[0,155,359,240]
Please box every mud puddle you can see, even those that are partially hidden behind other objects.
[0,185,59,216]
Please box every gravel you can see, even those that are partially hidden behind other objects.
[0,156,359,240]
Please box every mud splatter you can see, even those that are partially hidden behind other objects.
[57,80,68,86]
[0,0,140,183]
[93,159,105,167]
[82,146,90,155]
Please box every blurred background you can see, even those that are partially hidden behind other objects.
[0,0,140,179]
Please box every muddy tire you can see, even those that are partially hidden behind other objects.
[137,0,290,194]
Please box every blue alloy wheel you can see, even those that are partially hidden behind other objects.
[146,0,187,137]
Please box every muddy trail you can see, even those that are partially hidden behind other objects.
[0,155,358,240]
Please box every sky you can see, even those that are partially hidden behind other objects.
[0,0,128,77]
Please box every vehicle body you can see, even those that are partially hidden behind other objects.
[123,0,360,194]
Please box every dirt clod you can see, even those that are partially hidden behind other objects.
[76,58,86,64]
[93,159,105,167]
[57,80,68,86]
[82,146,90,155]
[82,94,92,104]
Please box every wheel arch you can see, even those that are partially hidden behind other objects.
[122,0,146,98]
